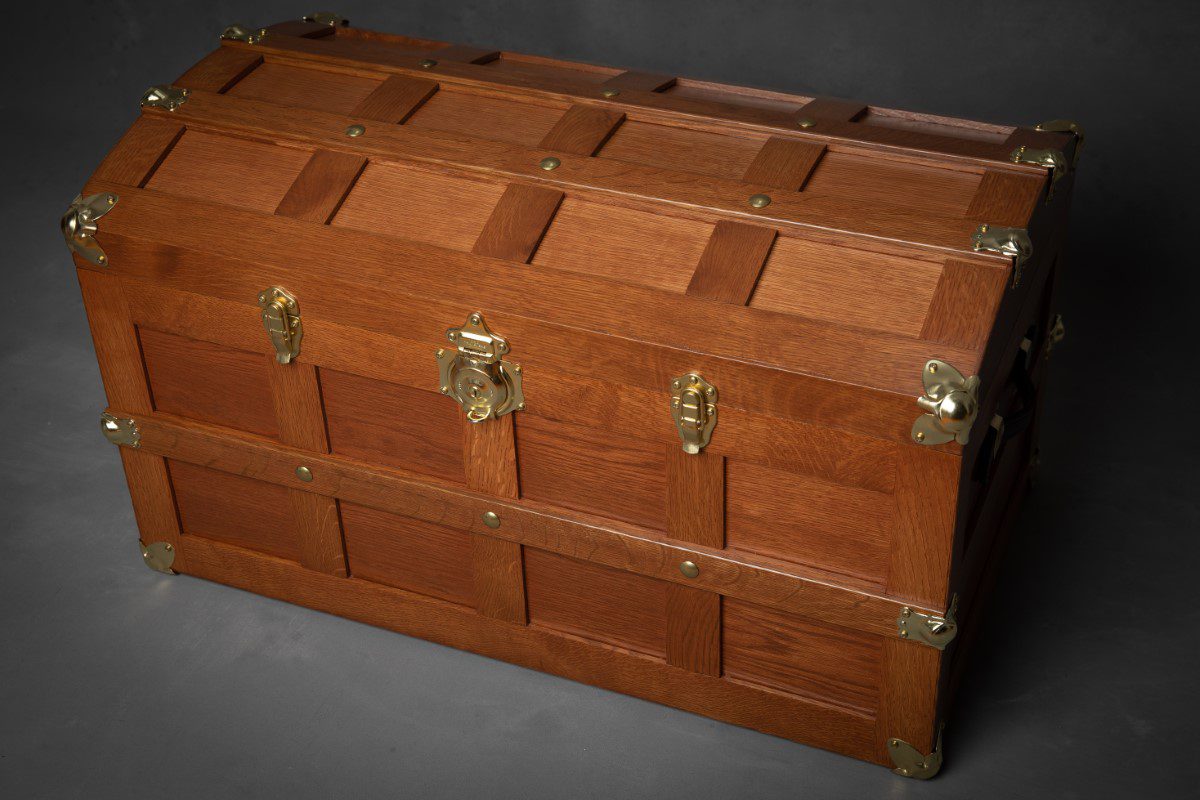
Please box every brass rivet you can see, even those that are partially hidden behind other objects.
[295,466,313,482]
[601,88,620,98]
[539,156,561,171]
[797,117,816,129]
[915,432,926,442]
[748,193,772,209]
[482,511,501,529]
[98,255,107,264]
[345,124,365,137]
[679,560,700,578]
[419,58,437,69]
[929,363,939,373]
[165,543,173,551]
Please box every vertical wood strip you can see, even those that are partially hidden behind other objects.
[539,105,626,155]
[175,49,263,93]
[886,447,959,607]
[665,446,725,548]
[85,117,184,190]
[433,44,501,64]
[603,71,677,93]
[874,639,942,763]
[463,415,519,498]
[919,259,1009,351]
[798,96,869,122]
[742,137,827,191]
[966,170,1044,228]
[351,75,439,124]
[685,221,777,306]
[274,150,367,224]
[472,184,564,263]
[666,585,721,676]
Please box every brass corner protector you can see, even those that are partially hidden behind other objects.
[140,540,177,575]
[898,594,959,650]
[140,85,189,111]
[670,373,717,454]
[1010,144,1069,198]
[1035,118,1086,167]
[972,223,1033,287]
[888,724,944,779]
[436,312,525,423]
[912,361,980,446]
[258,287,302,365]
[221,23,269,44]
[100,412,140,448]
[303,12,348,26]
[61,193,117,266]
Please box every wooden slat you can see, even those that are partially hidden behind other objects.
[966,169,1044,228]
[874,639,941,763]
[471,183,564,263]
[920,258,1010,351]
[666,584,721,676]
[885,447,960,607]
[85,117,184,189]
[472,534,527,623]
[742,136,827,191]
[665,447,725,548]
[351,75,439,123]
[462,416,519,498]
[265,20,338,39]
[175,48,262,93]
[539,105,625,155]
[798,96,869,122]
[685,220,777,305]
[433,44,501,64]
[274,150,367,224]
[603,70,677,93]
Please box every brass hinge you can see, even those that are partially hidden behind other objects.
[221,24,269,44]
[140,85,189,111]
[258,287,303,364]
[1035,118,1086,167]
[972,224,1032,287]
[1045,313,1066,357]
[888,724,944,779]
[303,12,348,26]
[436,312,525,423]
[670,373,718,454]
[61,193,117,266]
[911,360,980,446]
[100,412,140,448]
[140,540,177,574]
[897,594,958,650]
[1010,144,1069,198]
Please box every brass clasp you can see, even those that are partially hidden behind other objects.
[911,360,980,446]
[61,193,117,266]
[258,287,303,365]
[670,373,717,454]
[436,313,525,423]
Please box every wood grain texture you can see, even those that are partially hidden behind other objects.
[175,48,262,93]
[597,121,762,181]
[351,74,439,123]
[966,169,1044,228]
[602,71,677,93]
[432,44,501,64]
[874,638,941,762]
[472,535,527,623]
[920,259,1010,351]
[85,117,184,189]
[803,152,983,218]
[685,220,777,305]
[886,446,961,608]
[274,149,367,224]
[665,447,725,548]
[405,88,567,147]
[539,105,625,155]
[666,584,721,676]
[798,97,869,122]
[227,62,383,115]
[170,460,299,561]
[462,414,520,498]
[471,183,564,263]
[742,136,827,191]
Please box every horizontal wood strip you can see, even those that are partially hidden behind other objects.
[144,88,990,257]
[351,75,439,123]
[181,535,880,761]
[539,105,625,155]
[175,48,263,93]
[686,220,777,305]
[471,183,564,263]
[742,137,827,192]
[86,117,184,188]
[274,149,367,224]
[603,70,677,93]
[432,44,501,64]
[116,409,938,634]
[799,97,869,122]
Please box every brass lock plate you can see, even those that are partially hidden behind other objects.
[670,373,717,453]
[258,287,302,364]
[436,313,524,423]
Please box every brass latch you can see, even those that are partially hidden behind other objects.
[971,223,1033,287]
[436,313,525,423]
[897,594,958,650]
[61,193,117,266]
[100,412,140,448]
[911,360,980,446]
[258,287,303,365]
[220,24,269,43]
[140,85,189,111]
[670,373,717,454]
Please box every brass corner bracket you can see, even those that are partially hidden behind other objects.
[140,85,189,111]
[140,540,177,575]
[221,24,269,44]
[100,412,140,448]
[436,312,525,423]
[258,287,303,365]
[888,724,944,779]
[972,224,1033,287]
[911,361,980,446]
[303,12,348,26]
[670,373,718,454]
[898,594,959,650]
[1035,118,1086,167]
[1009,144,1068,198]
[61,193,117,266]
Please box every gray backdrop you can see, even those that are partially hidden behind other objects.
[3,1,1197,797]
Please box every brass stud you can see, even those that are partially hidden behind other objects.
[482,511,501,529]
[419,58,437,69]
[601,88,620,98]
[679,560,700,579]
[797,117,817,129]
[914,431,926,442]
[539,156,561,171]
[748,193,772,209]
[345,124,365,137]
[295,466,313,482]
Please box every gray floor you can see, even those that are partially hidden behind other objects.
[3,2,1199,797]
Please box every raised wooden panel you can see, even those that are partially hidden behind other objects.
[665,448,725,548]
[139,328,277,438]
[405,88,567,146]
[723,599,883,713]
[725,459,893,586]
[87,117,184,188]
[531,198,713,293]
[742,137,826,192]
[331,163,505,251]
[859,109,1009,144]
[227,62,383,114]
[597,121,763,181]
[750,237,943,336]
[803,152,982,217]
[341,502,474,606]
[170,460,299,561]
[321,369,464,484]
[143,130,312,214]
[525,549,668,659]
[516,414,667,532]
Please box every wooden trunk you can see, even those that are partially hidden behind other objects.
[67,17,1077,777]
